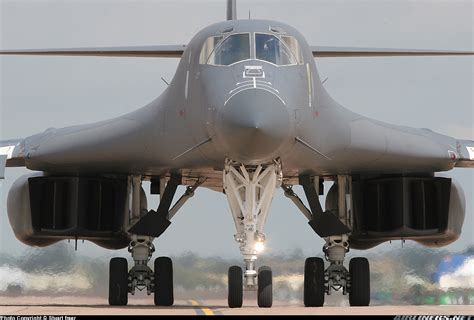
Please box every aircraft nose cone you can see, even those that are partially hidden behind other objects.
[215,89,293,163]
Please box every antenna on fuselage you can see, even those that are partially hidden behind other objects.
[227,0,237,20]
[161,77,170,86]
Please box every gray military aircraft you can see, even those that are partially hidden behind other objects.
[1,0,473,308]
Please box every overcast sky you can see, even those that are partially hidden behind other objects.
[0,0,472,259]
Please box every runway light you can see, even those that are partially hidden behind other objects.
[254,242,265,253]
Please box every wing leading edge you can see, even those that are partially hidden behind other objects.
[311,46,474,58]
[0,45,186,58]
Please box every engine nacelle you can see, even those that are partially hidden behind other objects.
[413,177,465,248]
[325,175,465,250]
[7,173,135,249]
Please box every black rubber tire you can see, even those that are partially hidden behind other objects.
[228,266,243,308]
[109,257,129,306]
[154,257,174,306]
[304,257,325,307]
[349,257,370,306]
[257,266,272,308]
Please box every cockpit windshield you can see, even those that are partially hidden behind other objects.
[203,33,250,66]
[255,33,296,65]
[255,33,304,66]
[199,32,303,66]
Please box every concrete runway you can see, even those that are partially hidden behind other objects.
[1,296,473,315]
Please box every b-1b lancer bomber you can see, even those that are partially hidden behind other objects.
[1,0,473,308]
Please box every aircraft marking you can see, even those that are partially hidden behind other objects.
[185,70,190,100]
[224,87,286,106]
[236,80,272,86]
[229,82,278,95]
[306,63,312,108]
[467,146,474,160]
[448,150,457,161]
[0,145,15,159]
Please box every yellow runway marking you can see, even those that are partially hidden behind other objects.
[190,299,214,316]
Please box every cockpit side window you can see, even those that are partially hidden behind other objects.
[281,35,304,64]
[200,33,251,66]
[199,35,223,64]
[255,33,303,66]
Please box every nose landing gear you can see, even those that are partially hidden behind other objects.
[223,159,282,308]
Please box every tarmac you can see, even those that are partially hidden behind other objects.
[1,296,473,316]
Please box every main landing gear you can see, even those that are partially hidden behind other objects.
[303,235,370,307]
[108,174,202,307]
[223,159,282,308]
[284,175,371,307]
[108,236,174,306]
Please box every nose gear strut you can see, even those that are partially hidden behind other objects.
[223,158,282,308]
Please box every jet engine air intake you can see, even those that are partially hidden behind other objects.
[325,175,465,249]
[7,173,131,249]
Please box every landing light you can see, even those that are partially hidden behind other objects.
[254,242,265,253]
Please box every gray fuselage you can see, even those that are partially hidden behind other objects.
[21,19,462,189]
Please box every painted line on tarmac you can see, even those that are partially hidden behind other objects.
[189,300,217,316]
